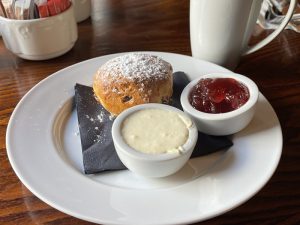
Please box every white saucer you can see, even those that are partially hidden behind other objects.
[6,52,282,225]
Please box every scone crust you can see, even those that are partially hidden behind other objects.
[93,53,173,115]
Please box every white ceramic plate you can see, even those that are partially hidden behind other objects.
[6,52,282,225]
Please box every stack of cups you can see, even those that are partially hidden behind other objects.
[72,0,91,23]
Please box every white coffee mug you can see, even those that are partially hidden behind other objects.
[190,0,297,69]
[0,5,78,60]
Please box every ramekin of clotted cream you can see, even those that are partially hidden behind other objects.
[112,103,198,178]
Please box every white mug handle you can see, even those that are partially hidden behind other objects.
[243,0,297,55]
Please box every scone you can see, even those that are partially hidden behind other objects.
[93,53,173,115]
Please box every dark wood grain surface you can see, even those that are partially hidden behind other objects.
[1,0,300,224]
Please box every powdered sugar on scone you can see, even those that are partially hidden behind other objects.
[97,53,172,85]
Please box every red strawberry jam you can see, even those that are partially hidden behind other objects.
[189,78,250,113]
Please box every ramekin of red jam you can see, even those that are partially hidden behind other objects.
[180,73,259,136]
[189,77,250,114]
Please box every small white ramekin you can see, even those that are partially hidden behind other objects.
[111,103,198,178]
[180,73,259,136]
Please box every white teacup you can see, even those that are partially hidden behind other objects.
[0,5,78,60]
[190,0,297,69]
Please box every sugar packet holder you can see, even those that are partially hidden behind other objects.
[0,0,71,19]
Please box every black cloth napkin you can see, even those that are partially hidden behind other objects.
[75,72,233,174]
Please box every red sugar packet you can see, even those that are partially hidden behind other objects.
[35,0,70,18]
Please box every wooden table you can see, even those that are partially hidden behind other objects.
[1,0,300,224]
